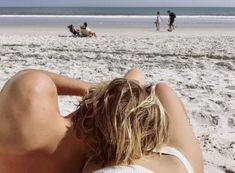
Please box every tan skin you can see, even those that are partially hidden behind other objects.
[0,69,90,173]
[0,68,203,173]
[83,69,203,173]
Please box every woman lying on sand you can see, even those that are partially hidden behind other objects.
[0,68,203,173]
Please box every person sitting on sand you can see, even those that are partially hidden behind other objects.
[67,23,96,37]
[80,22,97,37]
[68,24,81,36]
[0,68,203,173]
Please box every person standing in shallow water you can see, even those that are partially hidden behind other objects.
[167,10,176,32]
[155,11,161,31]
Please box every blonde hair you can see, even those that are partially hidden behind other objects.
[73,78,169,165]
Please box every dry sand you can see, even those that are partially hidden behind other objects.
[0,24,235,172]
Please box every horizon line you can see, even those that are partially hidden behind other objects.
[0,6,234,8]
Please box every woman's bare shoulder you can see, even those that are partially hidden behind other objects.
[155,82,203,173]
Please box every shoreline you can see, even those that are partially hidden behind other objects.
[0,23,234,36]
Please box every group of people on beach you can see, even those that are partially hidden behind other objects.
[68,10,176,37]
[68,22,97,37]
[155,10,176,32]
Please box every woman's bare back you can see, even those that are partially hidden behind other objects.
[82,69,203,173]
[0,70,88,173]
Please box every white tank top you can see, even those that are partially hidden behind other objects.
[92,146,194,173]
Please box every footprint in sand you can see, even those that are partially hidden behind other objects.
[228,118,234,128]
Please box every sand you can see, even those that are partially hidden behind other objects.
[0,24,234,172]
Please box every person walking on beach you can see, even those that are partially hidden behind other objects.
[155,11,161,31]
[167,10,176,32]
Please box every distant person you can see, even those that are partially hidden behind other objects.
[67,24,81,36]
[155,11,161,31]
[167,10,176,32]
[67,22,97,37]
[80,22,97,37]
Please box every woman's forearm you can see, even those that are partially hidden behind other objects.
[29,69,92,96]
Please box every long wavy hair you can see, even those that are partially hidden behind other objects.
[73,78,169,165]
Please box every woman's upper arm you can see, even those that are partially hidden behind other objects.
[155,82,203,173]
[23,69,92,96]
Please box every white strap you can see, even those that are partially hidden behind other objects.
[160,147,194,173]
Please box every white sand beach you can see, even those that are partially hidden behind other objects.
[0,24,235,172]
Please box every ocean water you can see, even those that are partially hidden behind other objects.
[0,7,235,26]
